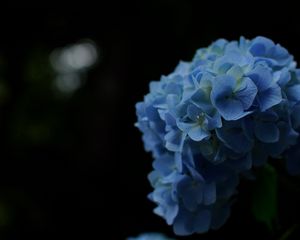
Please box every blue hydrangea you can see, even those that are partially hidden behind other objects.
[135,36,300,236]
[127,233,175,240]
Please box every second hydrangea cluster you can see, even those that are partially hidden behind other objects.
[127,232,175,240]
[135,36,300,236]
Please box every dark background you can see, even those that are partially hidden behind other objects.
[0,3,300,240]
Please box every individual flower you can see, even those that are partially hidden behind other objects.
[210,73,257,121]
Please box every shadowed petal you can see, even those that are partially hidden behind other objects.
[211,203,231,230]
[255,122,279,143]
[286,145,300,176]
[193,210,212,234]
[203,182,216,205]
[176,176,203,211]
[216,123,253,153]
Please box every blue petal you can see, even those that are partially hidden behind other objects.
[199,72,214,89]
[174,208,211,235]
[257,84,282,111]
[153,153,176,176]
[211,84,234,106]
[174,61,190,76]
[135,102,146,118]
[190,90,212,113]
[227,65,244,79]
[213,55,234,73]
[286,85,300,103]
[213,98,247,121]
[127,232,173,240]
[254,122,279,143]
[166,94,180,109]
[249,42,266,56]
[165,82,182,96]
[148,171,160,187]
[149,81,160,93]
[145,105,160,121]
[271,44,293,66]
[173,210,193,236]
[152,96,168,109]
[246,65,273,91]
[272,44,289,58]
[211,39,228,53]
[161,171,180,184]
[223,50,250,66]
[212,75,236,91]
[154,204,178,225]
[187,169,205,185]
[239,36,248,50]
[206,111,222,129]
[165,129,186,152]
[164,112,176,127]
[177,121,195,132]
[141,128,162,152]
[274,68,291,87]
[235,77,257,109]
[188,125,210,141]
[249,36,274,56]
[174,152,183,172]
[187,104,202,121]
[211,75,253,120]
[175,102,188,118]
[152,187,179,225]
[179,146,196,170]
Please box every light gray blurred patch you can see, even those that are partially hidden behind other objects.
[50,39,100,94]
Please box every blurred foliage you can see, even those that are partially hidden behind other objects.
[280,224,300,240]
[9,48,60,146]
[251,164,278,231]
[0,56,9,106]
[0,201,12,228]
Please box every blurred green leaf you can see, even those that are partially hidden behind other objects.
[279,224,299,240]
[0,201,12,228]
[251,164,278,231]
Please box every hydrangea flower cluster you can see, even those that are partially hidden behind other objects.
[135,36,300,236]
[127,233,175,240]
